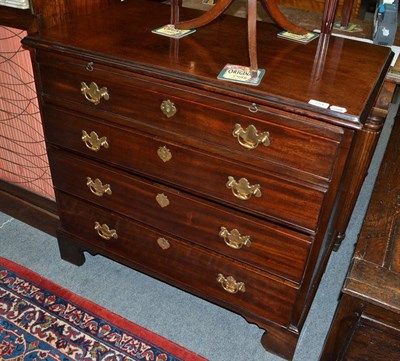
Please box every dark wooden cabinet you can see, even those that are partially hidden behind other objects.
[320,108,400,361]
[22,1,394,359]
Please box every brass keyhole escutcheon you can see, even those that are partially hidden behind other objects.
[157,146,172,163]
[81,81,110,105]
[81,130,109,152]
[232,124,270,150]
[219,227,251,249]
[94,222,118,240]
[160,99,177,118]
[86,177,112,197]
[217,274,246,294]
[86,62,94,72]
[226,176,262,200]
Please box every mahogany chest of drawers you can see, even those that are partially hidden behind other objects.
[23,1,393,359]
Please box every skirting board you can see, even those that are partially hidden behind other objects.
[0,179,58,236]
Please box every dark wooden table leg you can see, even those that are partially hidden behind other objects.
[170,0,181,25]
[175,0,232,29]
[176,0,307,36]
[320,0,340,34]
[340,0,355,27]
[248,0,258,78]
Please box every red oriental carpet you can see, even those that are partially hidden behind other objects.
[0,257,208,361]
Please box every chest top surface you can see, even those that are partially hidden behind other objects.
[25,0,392,127]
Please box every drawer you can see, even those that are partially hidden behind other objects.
[43,106,326,232]
[48,146,312,283]
[56,191,299,326]
[39,53,345,181]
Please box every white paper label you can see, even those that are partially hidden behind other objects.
[329,105,347,113]
[308,99,330,109]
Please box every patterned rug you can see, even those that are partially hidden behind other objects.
[0,257,208,361]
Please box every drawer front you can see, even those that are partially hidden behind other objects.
[43,107,326,232]
[48,146,311,283]
[39,56,344,180]
[56,191,299,326]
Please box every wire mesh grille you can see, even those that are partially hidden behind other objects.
[0,26,54,199]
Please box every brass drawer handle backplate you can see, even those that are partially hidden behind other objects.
[156,193,170,208]
[81,130,109,152]
[86,177,112,197]
[232,123,271,150]
[81,81,109,105]
[160,99,177,118]
[219,227,251,249]
[157,146,172,163]
[157,237,171,250]
[217,274,246,294]
[94,221,118,240]
[226,176,262,200]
